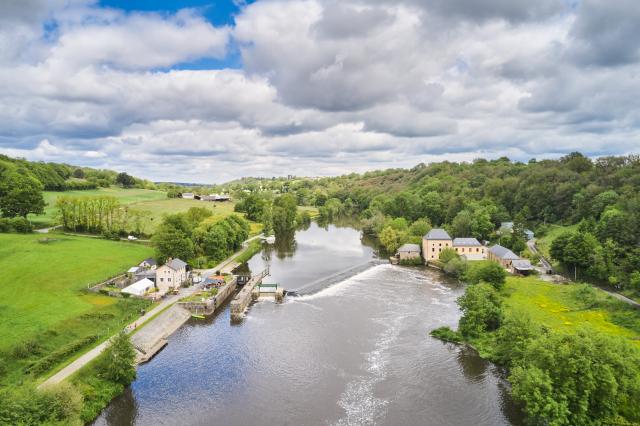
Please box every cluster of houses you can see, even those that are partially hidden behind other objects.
[121,257,189,298]
[181,193,231,202]
[396,228,534,275]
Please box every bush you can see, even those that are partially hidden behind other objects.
[0,383,83,425]
[430,326,463,343]
[399,257,423,266]
[0,217,33,233]
[444,257,468,278]
[26,335,99,377]
[12,339,43,359]
[572,284,598,309]
[439,247,458,263]
[457,283,503,338]
[466,262,506,290]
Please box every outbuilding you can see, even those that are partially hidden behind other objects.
[397,243,421,261]
[122,278,154,297]
[453,237,486,260]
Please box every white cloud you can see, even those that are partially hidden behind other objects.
[0,0,639,182]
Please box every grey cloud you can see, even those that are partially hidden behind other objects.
[312,2,393,39]
[567,0,640,67]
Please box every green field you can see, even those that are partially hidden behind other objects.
[503,276,640,344]
[29,187,167,228]
[129,198,238,234]
[0,234,153,384]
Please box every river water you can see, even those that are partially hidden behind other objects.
[95,223,522,426]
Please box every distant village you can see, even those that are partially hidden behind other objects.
[395,222,535,275]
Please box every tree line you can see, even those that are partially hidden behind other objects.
[55,195,151,237]
[151,207,250,267]
[220,152,640,296]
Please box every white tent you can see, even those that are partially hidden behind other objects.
[122,278,154,296]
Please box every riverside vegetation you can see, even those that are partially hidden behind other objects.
[431,257,640,425]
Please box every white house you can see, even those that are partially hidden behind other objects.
[156,258,188,294]
[122,278,154,297]
[181,192,195,199]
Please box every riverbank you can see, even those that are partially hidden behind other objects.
[432,272,640,425]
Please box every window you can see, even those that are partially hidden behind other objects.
[476,248,479,252]
[439,243,442,247]
[160,278,163,282]
[168,278,171,282]
[432,248,435,252]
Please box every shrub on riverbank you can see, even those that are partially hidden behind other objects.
[430,326,463,343]
[0,383,83,425]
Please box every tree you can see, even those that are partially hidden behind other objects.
[510,330,640,425]
[379,226,404,253]
[152,224,195,263]
[0,172,45,218]
[457,283,503,337]
[467,262,507,290]
[439,247,458,263]
[115,172,135,188]
[272,193,297,236]
[409,218,431,237]
[103,331,136,385]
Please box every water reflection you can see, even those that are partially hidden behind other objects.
[456,345,488,383]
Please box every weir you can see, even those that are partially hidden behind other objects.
[230,267,275,321]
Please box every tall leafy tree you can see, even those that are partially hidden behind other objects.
[0,172,45,218]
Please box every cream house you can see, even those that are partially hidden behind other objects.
[155,258,188,295]
[453,238,486,260]
[422,228,452,262]
[397,243,421,260]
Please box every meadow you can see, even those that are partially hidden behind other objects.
[129,198,238,234]
[29,187,167,228]
[502,276,640,344]
[0,233,153,384]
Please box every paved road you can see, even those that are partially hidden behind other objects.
[39,287,196,388]
[528,239,640,309]
[39,234,262,388]
[34,225,62,234]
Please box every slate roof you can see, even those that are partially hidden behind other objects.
[489,244,519,260]
[127,266,140,273]
[140,258,157,266]
[453,238,482,247]
[512,259,534,270]
[166,258,187,270]
[398,243,421,253]
[423,228,451,240]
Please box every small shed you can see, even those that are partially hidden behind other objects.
[512,259,534,275]
[122,278,154,296]
[397,243,421,260]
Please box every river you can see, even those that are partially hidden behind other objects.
[94,222,523,426]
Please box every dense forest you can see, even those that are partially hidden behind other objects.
[227,153,640,295]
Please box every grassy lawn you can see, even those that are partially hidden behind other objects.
[503,275,640,345]
[131,199,238,234]
[535,223,577,261]
[0,233,154,384]
[29,187,167,228]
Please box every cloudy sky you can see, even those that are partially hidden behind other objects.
[0,0,638,183]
